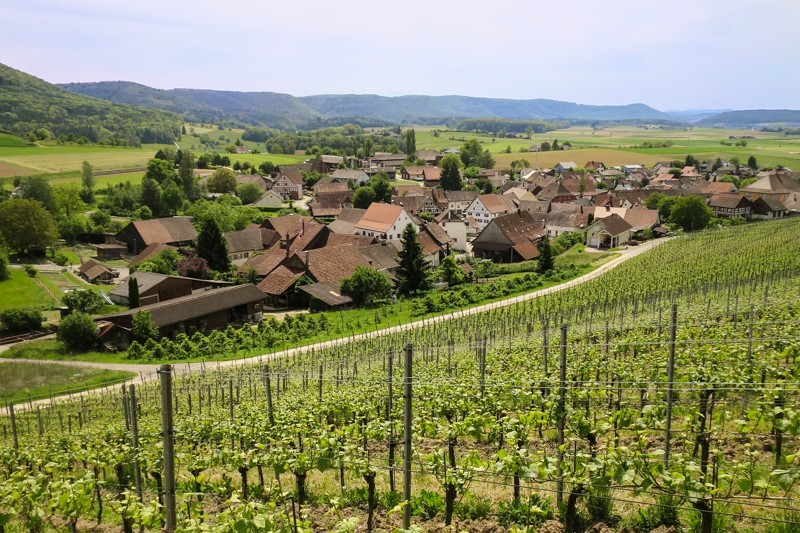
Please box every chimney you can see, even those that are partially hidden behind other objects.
[301,219,305,236]
[305,251,310,271]
[285,232,290,258]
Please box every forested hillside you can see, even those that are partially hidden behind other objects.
[0,63,181,146]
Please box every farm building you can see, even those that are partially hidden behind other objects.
[586,214,632,249]
[77,259,115,284]
[115,217,197,255]
[471,210,546,263]
[109,272,231,307]
[99,284,266,349]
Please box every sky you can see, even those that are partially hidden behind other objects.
[2,0,799,111]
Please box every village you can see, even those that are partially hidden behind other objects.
[68,147,798,351]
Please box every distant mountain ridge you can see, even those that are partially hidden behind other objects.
[44,76,800,131]
[60,81,674,128]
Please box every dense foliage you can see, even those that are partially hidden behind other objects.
[0,63,180,146]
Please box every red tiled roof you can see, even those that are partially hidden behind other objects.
[130,217,197,246]
[355,203,404,233]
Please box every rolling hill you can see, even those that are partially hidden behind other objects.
[0,63,181,146]
[697,109,800,127]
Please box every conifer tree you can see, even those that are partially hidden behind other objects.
[196,218,231,273]
[395,223,431,295]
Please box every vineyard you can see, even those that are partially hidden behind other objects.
[2,219,800,532]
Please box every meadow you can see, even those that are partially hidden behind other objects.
[414,125,800,170]
[0,361,133,404]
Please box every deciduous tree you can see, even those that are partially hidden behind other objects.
[438,255,466,287]
[0,199,58,253]
[340,266,393,305]
[207,167,237,194]
[58,313,98,351]
[21,176,56,213]
[62,289,104,314]
[131,310,159,344]
[144,157,177,185]
[81,160,95,191]
[352,186,376,209]
[669,195,713,232]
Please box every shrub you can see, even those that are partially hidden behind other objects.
[497,494,553,527]
[62,289,104,314]
[57,312,97,351]
[0,250,9,281]
[0,308,44,333]
[411,490,445,520]
[53,252,70,266]
[23,264,37,277]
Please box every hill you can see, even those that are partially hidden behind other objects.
[299,94,670,123]
[60,81,672,128]
[697,109,800,127]
[0,63,180,146]
[59,81,321,130]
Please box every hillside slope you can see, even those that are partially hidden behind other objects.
[59,81,320,129]
[697,109,800,126]
[0,63,180,146]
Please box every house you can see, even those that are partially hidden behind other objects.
[554,162,578,173]
[708,194,751,219]
[78,259,115,284]
[401,166,427,181]
[109,272,230,307]
[99,284,266,348]
[328,208,368,235]
[621,206,660,233]
[355,203,417,241]
[261,215,316,241]
[416,150,439,165]
[224,228,265,265]
[331,168,370,186]
[115,217,197,255]
[311,155,345,174]
[423,167,442,188]
[586,214,632,248]
[464,194,516,231]
[471,210,546,263]
[235,174,270,191]
[313,177,350,195]
[128,243,177,269]
[417,223,454,267]
[309,191,353,218]
[252,190,285,208]
[392,194,442,216]
[435,210,470,252]
[536,182,576,204]
[741,170,800,212]
[583,161,606,172]
[369,153,406,168]
[444,190,479,215]
[272,170,304,200]
[544,204,589,237]
[92,243,127,262]
[750,196,787,220]
[257,245,372,308]
[358,241,400,276]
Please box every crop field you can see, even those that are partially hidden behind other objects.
[0,361,133,405]
[0,143,171,176]
[2,219,800,532]
[0,269,57,313]
[415,126,800,170]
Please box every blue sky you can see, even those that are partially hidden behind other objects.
[2,0,798,111]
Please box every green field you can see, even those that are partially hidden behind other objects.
[0,269,58,313]
[0,360,133,404]
[414,125,800,170]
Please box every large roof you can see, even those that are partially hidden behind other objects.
[129,217,197,246]
[477,194,515,214]
[328,208,367,234]
[355,203,404,233]
[289,245,372,283]
[594,213,632,236]
[128,243,177,268]
[103,285,265,327]
[239,249,286,277]
[257,265,305,296]
[741,172,800,195]
[331,168,367,180]
[261,215,315,239]
[298,282,353,307]
[110,272,230,299]
[224,228,264,254]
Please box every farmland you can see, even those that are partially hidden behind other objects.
[414,125,800,170]
[0,361,133,404]
[1,219,800,532]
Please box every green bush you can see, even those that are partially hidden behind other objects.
[23,264,37,277]
[52,252,69,266]
[0,250,9,281]
[411,490,445,520]
[0,308,44,333]
[57,312,97,351]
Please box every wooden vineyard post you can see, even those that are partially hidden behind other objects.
[158,365,176,532]
[557,324,567,508]
[664,304,677,467]
[265,366,275,427]
[403,343,413,530]
[128,384,145,525]
[387,349,396,493]
[8,403,18,450]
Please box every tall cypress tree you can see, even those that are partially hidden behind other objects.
[538,235,554,274]
[196,218,231,273]
[395,223,431,296]
[128,276,140,309]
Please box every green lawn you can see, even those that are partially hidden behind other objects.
[0,269,57,313]
[0,360,133,404]
[0,143,171,177]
